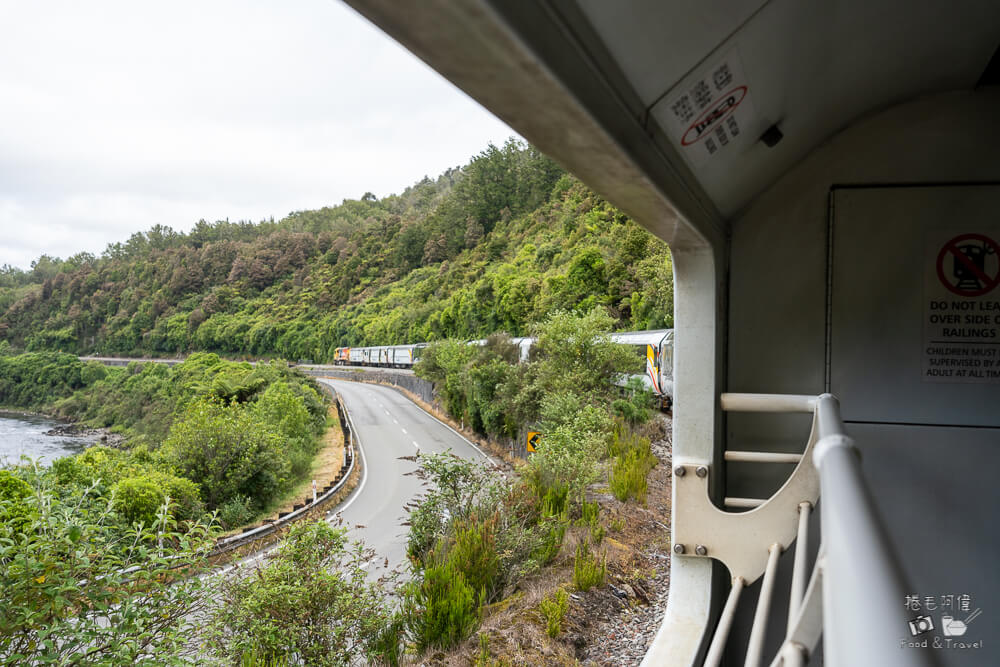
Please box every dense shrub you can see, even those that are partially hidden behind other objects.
[0,481,214,664]
[147,469,203,521]
[52,445,135,488]
[404,562,479,651]
[163,397,290,510]
[252,381,323,479]
[112,471,202,525]
[206,520,399,667]
[113,476,167,526]
[0,470,35,535]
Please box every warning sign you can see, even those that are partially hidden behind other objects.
[526,431,541,453]
[660,49,757,168]
[923,230,1000,383]
[935,233,1000,296]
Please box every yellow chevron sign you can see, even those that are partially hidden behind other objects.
[526,431,541,453]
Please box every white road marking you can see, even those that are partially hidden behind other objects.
[327,409,368,519]
[401,428,407,434]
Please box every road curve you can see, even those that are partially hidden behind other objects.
[316,378,489,574]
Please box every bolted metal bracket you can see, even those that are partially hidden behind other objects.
[672,419,821,585]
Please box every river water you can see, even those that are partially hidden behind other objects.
[0,411,95,467]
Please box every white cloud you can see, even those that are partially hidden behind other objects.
[0,0,517,269]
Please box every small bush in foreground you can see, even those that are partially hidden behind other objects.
[206,520,398,667]
[217,494,255,530]
[404,562,480,652]
[573,540,607,591]
[539,588,569,638]
[442,517,500,604]
[608,429,657,503]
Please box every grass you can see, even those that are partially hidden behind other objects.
[607,430,657,503]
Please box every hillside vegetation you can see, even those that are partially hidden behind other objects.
[0,140,673,359]
[0,140,675,665]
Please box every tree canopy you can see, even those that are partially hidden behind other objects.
[0,140,673,361]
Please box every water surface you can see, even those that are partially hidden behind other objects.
[0,411,95,467]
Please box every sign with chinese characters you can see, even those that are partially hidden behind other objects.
[923,229,1000,383]
[660,49,757,167]
[901,592,984,653]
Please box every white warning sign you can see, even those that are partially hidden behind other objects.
[661,49,757,167]
[923,229,1000,383]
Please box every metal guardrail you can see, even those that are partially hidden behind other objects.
[682,393,932,667]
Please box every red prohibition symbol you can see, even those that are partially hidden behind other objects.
[935,233,1000,297]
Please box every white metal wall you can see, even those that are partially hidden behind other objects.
[725,89,1000,665]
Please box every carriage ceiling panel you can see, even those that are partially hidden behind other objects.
[574,0,768,107]
[575,0,1000,218]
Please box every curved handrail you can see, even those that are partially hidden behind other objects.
[648,392,932,667]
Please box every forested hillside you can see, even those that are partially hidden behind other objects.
[0,140,673,360]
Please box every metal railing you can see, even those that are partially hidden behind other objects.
[690,393,933,667]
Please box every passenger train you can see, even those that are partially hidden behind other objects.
[332,329,674,407]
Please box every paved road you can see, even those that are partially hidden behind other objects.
[316,378,489,574]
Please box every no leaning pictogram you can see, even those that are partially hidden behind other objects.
[936,233,1000,297]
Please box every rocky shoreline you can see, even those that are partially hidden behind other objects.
[43,422,128,448]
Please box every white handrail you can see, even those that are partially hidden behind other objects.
[810,395,934,667]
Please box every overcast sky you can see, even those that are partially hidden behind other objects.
[0,1,518,270]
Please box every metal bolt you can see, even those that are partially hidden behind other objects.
[695,465,708,478]
[695,544,708,556]
[674,465,686,477]
[673,543,685,554]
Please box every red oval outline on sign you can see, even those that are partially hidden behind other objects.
[680,86,747,147]
[935,233,1000,297]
